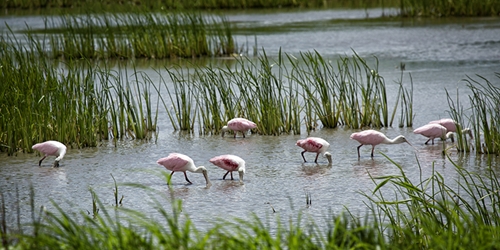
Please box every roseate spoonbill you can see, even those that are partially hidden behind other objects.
[157,153,211,187]
[350,130,412,158]
[222,118,257,138]
[414,123,454,145]
[32,140,67,167]
[428,118,457,132]
[428,119,474,140]
[296,137,333,164]
[209,154,246,183]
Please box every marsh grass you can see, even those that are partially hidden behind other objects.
[4,155,500,248]
[38,11,240,60]
[162,50,413,134]
[463,74,500,155]
[390,71,414,128]
[400,0,500,17]
[0,31,159,154]
[2,0,403,11]
[365,153,500,248]
[291,51,411,129]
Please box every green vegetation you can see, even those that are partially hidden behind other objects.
[0,30,159,155]
[35,11,239,59]
[2,155,500,248]
[447,73,500,155]
[2,0,499,18]
[1,0,401,11]
[160,50,413,135]
[400,0,500,17]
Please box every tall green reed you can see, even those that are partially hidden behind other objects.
[161,50,412,135]
[365,153,500,248]
[464,74,500,155]
[41,11,240,60]
[0,29,159,154]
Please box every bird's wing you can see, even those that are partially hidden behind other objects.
[158,153,190,171]
[210,155,240,171]
[32,142,60,155]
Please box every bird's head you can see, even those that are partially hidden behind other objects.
[221,126,229,137]
[463,128,474,140]
[324,152,333,165]
[199,166,212,188]
[446,132,455,143]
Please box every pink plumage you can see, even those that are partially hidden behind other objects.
[350,130,411,158]
[413,123,451,145]
[32,140,67,167]
[157,153,211,186]
[428,118,457,132]
[209,154,246,182]
[222,118,257,138]
[296,137,331,163]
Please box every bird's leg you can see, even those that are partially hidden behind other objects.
[53,160,60,168]
[168,171,175,185]
[230,172,234,180]
[223,171,230,180]
[314,153,320,163]
[371,146,375,158]
[356,145,363,159]
[301,151,307,162]
[38,156,47,166]
[424,138,431,145]
[183,172,193,184]
[234,132,237,139]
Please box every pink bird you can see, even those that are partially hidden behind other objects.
[209,154,246,183]
[222,118,257,138]
[428,118,457,132]
[428,118,474,140]
[157,153,211,187]
[414,123,454,145]
[32,140,67,167]
[350,130,412,158]
[296,137,332,164]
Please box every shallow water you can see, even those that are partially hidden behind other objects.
[1,8,500,231]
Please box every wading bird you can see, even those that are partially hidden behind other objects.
[32,140,67,167]
[157,153,211,187]
[414,123,454,145]
[209,154,246,183]
[296,137,332,164]
[428,118,457,132]
[428,118,474,140]
[222,118,257,138]
[350,130,412,158]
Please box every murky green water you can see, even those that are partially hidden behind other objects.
[1,8,500,231]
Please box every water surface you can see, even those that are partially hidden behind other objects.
[1,8,500,231]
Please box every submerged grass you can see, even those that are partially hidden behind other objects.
[3,155,500,248]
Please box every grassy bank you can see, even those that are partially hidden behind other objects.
[2,0,499,18]
[1,0,401,11]
[2,155,500,248]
